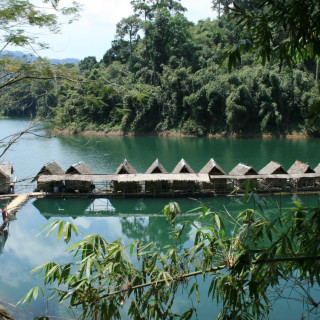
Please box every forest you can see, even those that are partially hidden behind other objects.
[0,0,319,137]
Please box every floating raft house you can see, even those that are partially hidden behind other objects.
[65,161,95,193]
[229,163,258,188]
[145,159,169,193]
[288,160,315,188]
[172,159,196,192]
[259,161,288,188]
[32,157,320,197]
[0,163,13,194]
[199,158,226,191]
[33,161,64,192]
[114,159,139,193]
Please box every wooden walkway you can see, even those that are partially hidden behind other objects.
[0,193,36,232]
[5,193,30,214]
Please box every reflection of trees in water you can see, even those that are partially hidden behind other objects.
[120,216,193,251]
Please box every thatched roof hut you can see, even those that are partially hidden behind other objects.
[145,159,169,193]
[171,159,196,192]
[259,161,288,188]
[114,159,138,193]
[146,159,168,174]
[0,163,13,178]
[199,158,226,191]
[33,161,64,182]
[199,158,226,175]
[288,160,315,174]
[172,159,195,174]
[288,160,315,188]
[115,159,137,174]
[65,161,95,193]
[0,163,13,194]
[229,163,257,176]
[229,163,258,188]
[315,163,320,173]
[66,161,94,175]
[259,161,287,175]
[33,161,64,192]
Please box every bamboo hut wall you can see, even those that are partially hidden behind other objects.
[113,181,140,193]
[145,181,170,193]
[0,175,10,193]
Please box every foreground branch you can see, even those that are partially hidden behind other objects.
[74,255,320,307]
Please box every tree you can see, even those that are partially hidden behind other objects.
[79,56,98,73]
[116,15,141,64]
[211,0,233,18]
[225,0,320,68]
[0,0,80,53]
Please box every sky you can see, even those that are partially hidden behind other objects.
[30,0,216,61]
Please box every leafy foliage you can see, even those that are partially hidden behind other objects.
[22,202,320,319]
[2,2,319,136]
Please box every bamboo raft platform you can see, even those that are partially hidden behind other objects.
[9,173,320,198]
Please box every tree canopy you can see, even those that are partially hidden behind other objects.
[224,0,320,69]
[0,0,80,53]
[2,5,319,136]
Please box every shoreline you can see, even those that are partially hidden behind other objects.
[51,128,310,139]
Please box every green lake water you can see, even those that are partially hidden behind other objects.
[1,119,320,319]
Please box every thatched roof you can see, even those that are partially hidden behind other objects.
[172,159,195,174]
[229,163,257,176]
[115,159,137,174]
[38,173,211,183]
[259,161,287,175]
[199,158,226,175]
[66,161,94,175]
[37,172,320,184]
[287,160,315,174]
[0,162,13,178]
[145,159,168,174]
[32,161,64,181]
[314,163,320,173]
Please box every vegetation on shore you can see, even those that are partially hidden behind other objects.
[1,2,319,136]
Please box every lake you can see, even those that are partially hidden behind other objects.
[0,119,320,319]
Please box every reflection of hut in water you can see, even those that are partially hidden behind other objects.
[288,160,315,188]
[229,163,258,188]
[65,161,95,193]
[0,163,13,194]
[199,158,226,191]
[145,159,169,193]
[33,161,64,192]
[259,161,288,188]
[113,159,139,193]
[172,159,196,192]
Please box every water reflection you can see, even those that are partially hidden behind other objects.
[0,230,8,255]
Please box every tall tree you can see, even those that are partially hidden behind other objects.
[211,0,233,18]
[116,14,141,63]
